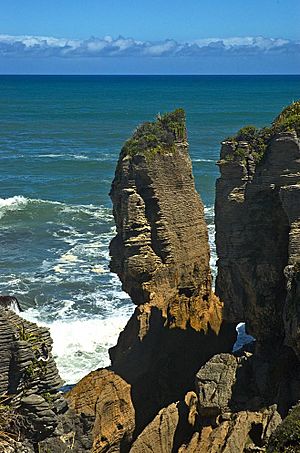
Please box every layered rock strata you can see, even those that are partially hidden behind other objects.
[69,103,300,452]
[215,104,300,357]
[0,298,92,453]
[67,109,237,451]
[125,102,300,452]
[108,110,236,426]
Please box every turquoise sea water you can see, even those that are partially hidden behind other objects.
[1,75,299,383]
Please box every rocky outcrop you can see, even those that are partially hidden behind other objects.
[210,102,300,450]
[0,298,92,452]
[68,369,135,453]
[108,110,236,427]
[266,403,300,452]
[9,103,299,452]
[179,406,281,453]
[215,126,300,351]
[67,109,237,451]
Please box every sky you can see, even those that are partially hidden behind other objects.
[0,0,299,74]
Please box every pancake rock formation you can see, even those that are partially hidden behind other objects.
[109,109,236,391]
[215,104,300,352]
[10,102,300,452]
[0,296,92,453]
[200,101,300,452]
[68,109,236,451]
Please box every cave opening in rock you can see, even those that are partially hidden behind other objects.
[233,322,255,352]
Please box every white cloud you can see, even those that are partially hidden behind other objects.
[0,34,298,58]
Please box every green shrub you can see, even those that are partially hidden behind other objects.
[224,100,300,164]
[123,108,186,158]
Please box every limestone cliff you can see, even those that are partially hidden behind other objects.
[110,108,214,319]
[67,109,236,451]
[215,102,300,356]
[68,103,300,453]
[108,109,236,424]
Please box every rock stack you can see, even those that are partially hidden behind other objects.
[67,109,237,451]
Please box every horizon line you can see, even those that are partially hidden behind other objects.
[0,73,299,76]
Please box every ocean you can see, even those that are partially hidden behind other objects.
[0,75,299,384]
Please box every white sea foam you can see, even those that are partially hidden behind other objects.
[193,158,215,163]
[0,195,29,218]
[204,205,215,217]
[37,154,66,158]
[37,153,114,162]
[73,155,89,160]
[0,195,66,219]
[21,307,133,384]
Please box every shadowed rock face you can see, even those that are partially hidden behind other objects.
[215,131,300,351]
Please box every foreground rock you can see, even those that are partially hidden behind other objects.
[0,297,92,452]
[68,369,135,452]
[67,109,237,451]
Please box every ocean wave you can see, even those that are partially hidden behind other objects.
[0,195,29,219]
[21,308,132,384]
[36,153,115,162]
[0,195,113,222]
[0,195,63,219]
[193,158,215,163]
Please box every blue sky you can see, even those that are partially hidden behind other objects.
[0,0,299,74]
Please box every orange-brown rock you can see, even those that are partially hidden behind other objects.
[67,369,135,453]
[129,392,198,453]
[179,406,281,453]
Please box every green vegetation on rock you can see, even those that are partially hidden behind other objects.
[224,100,300,164]
[266,405,300,452]
[123,108,186,158]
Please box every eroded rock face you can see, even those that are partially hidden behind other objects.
[212,108,300,450]
[110,142,213,313]
[215,131,300,351]
[108,111,236,429]
[129,392,198,453]
[0,300,92,452]
[67,110,237,451]
[67,369,135,453]
[179,406,281,453]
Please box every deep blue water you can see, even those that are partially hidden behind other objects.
[0,75,299,382]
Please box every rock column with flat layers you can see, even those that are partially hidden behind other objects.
[108,109,236,423]
[68,109,237,451]
[215,104,300,355]
[0,297,92,453]
[186,102,300,452]
[130,102,300,453]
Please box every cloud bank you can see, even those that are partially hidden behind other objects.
[0,34,299,58]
